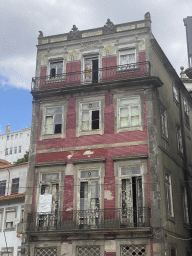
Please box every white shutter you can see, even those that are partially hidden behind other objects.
[6,211,15,222]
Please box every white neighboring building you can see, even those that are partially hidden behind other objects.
[0,126,31,164]
[0,160,28,256]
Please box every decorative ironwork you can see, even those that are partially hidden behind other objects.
[36,248,57,256]
[27,208,150,232]
[31,61,151,91]
[121,245,146,256]
[77,246,100,256]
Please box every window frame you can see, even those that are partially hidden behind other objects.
[11,178,19,194]
[0,209,3,231]
[181,185,189,225]
[160,106,168,139]
[114,92,144,133]
[4,208,17,230]
[176,126,183,154]
[184,98,190,128]
[40,101,67,140]
[49,60,64,79]
[83,53,100,84]
[173,83,179,104]
[76,96,105,137]
[164,170,174,219]
[0,180,6,196]
[118,48,137,70]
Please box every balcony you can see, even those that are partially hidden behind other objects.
[27,208,150,233]
[31,61,151,91]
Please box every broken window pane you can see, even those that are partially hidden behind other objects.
[92,110,99,129]
[81,102,100,131]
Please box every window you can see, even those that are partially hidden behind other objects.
[177,126,183,153]
[5,148,8,156]
[173,84,179,102]
[10,147,12,155]
[15,134,18,139]
[181,186,189,224]
[1,248,13,256]
[11,178,19,194]
[160,107,168,138]
[84,56,99,83]
[118,97,140,128]
[171,248,176,256]
[50,61,63,78]
[0,209,3,230]
[5,208,16,229]
[44,106,63,135]
[11,135,14,139]
[19,146,22,153]
[79,169,100,228]
[0,181,6,196]
[121,245,146,256]
[14,147,17,154]
[38,173,60,230]
[20,133,22,138]
[184,98,190,127]
[165,173,174,217]
[7,135,9,140]
[21,206,24,223]
[120,166,143,226]
[77,246,100,256]
[80,102,100,131]
[119,49,136,70]
[36,248,57,256]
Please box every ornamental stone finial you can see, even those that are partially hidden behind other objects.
[38,31,43,38]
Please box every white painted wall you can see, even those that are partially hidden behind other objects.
[0,128,31,164]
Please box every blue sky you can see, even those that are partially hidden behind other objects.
[0,0,192,133]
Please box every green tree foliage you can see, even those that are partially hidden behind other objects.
[14,151,29,165]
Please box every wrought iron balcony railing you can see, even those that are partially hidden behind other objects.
[27,208,150,232]
[31,61,151,91]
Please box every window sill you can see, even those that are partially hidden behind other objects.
[78,129,104,137]
[117,67,139,73]
[40,133,65,141]
[173,98,180,107]
[161,134,169,144]
[4,228,15,231]
[46,77,66,83]
[167,215,175,223]
[116,125,145,133]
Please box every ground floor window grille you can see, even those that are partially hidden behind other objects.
[77,246,100,256]
[121,245,146,256]
[36,248,57,256]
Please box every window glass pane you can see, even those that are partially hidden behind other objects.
[45,116,53,134]
[120,108,128,127]
[92,102,99,108]
[54,107,62,113]
[121,166,141,176]
[42,173,59,181]
[91,180,99,199]
[81,170,99,178]
[82,104,89,110]
[54,114,62,124]
[6,211,15,222]
[82,111,89,130]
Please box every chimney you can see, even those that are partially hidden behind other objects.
[6,124,10,133]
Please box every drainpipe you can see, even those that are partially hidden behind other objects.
[7,168,10,196]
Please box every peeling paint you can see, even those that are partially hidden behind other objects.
[67,154,73,159]
[104,190,114,200]
[83,150,94,156]
[66,207,73,211]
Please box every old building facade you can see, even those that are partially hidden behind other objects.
[24,13,192,256]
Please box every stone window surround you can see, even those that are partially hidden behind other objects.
[34,164,65,213]
[116,239,150,256]
[73,161,105,212]
[164,168,174,220]
[76,95,105,137]
[113,90,145,134]
[114,158,148,210]
[30,242,60,256]
[72,240,104,256]
[39,100,67,141]
[4,207,17,231]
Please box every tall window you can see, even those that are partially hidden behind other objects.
[5,208,16,229]
[11,178,19,194]
[14,147,17,154]
[173,84,179,102]
[19,146,22,153]
[5,148,8,156]
[80,102,100,131]
[181,186,189,224]
[84,56,98,83]
[160,107,168,138]
[118,97,140,128]
[120,166,143,227]
[165,173,174,217]
[10,147,13,155]
[50,61,63,78]
[0,181,6,196]
[184,98,190,127]
[44,107,63,135]
[79,169,100,228]
[119,49,136,70]
[177,126,183,153]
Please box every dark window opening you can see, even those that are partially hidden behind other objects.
[50,68,56,78]
[171,248,176,256]
[41,185,49,195]
[92,59,98,83]
[54,124,62,134]
[92,110,99,129]
[0,181,6,196]
[11,178,19,194]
